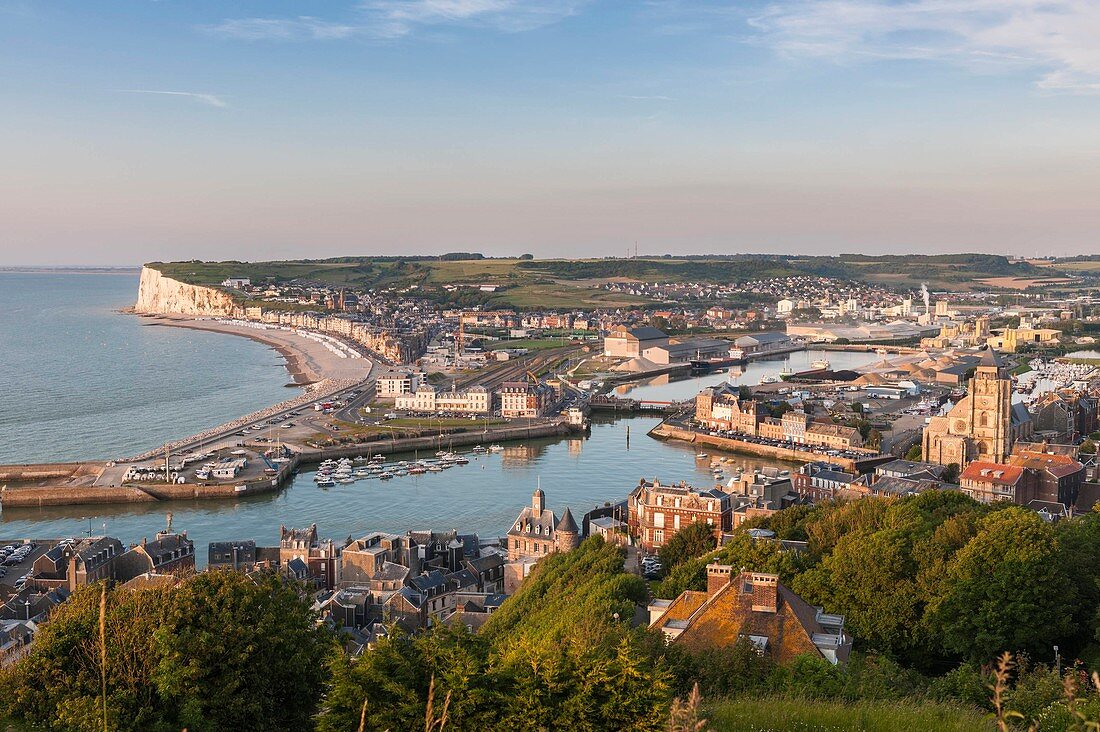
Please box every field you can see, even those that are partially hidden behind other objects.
[706,697,993,731]
[148,253,1087,310]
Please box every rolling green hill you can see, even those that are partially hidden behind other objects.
[148,253,1066,310]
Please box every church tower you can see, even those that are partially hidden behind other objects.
[967,349,1012,462]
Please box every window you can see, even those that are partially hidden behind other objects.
[653,530,664,545]
[674,514,680,530]
[653,512,665,529]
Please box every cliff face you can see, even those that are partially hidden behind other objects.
[134,266,240,316]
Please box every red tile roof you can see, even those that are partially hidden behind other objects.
[960,461,1024,486]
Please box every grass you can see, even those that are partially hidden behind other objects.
[385,417,503,428]
[489,338,577,351]
[705,696,993,732]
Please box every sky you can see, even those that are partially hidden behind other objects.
[2,0,1100,265]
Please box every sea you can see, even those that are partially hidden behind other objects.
[0,271,876,563]
[0,271,291,464]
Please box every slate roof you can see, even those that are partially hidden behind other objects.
[622,326,668,341]
[556,507,579,534]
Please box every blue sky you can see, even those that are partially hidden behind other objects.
[2,0,1099,265]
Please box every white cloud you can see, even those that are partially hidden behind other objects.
[117,89,228,108]
[363,0,585,34]
[202,16,359,41]
[204,1,585,42]
[747,0,1100,93]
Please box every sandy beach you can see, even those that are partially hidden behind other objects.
[137,315,374,385]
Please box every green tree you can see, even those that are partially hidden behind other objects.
[1,572,332,732]
[152,571,333,732]
[1080,439,1097,454]
[658,522,716,572]
[905,444,924,461]
[929,508,1078,662]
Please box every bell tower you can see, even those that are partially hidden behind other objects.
[968,349,1011,462]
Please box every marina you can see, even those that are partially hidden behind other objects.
[0,416,794,567]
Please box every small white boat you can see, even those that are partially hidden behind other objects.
[488,444,503,453]
[695,453,707,459]
[760,374,780,384]
[811,358,830,370]
[339,477,356,484]
[427,465,443,473]
[379,472,395,480]
[409,466,427,475]
[316,479,336,488]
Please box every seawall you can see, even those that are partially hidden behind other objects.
[649,423,894,474]
[134,265,240,316]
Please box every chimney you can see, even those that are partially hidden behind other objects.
[748,572,779,613]
[707,563,733,597]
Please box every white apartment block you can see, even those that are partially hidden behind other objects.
[376,370,426,398]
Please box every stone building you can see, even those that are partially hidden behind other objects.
[628,478,730,552]
[505,488,582,560]
[923,349,1033,467]
[279,524,340,590]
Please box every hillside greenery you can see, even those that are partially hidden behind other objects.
[4,499,1100,730]
[653,492,1100,672]
[148,252,1067,311]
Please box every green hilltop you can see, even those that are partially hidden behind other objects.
[147,253,1075,310]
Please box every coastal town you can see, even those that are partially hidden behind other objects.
[4,257,1100,683]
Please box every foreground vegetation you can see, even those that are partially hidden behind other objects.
[3,496,1100,730]
[706,696,994,731]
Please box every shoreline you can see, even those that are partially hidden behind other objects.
[136,312,319,385]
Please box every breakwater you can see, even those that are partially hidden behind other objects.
[648,422,894,474]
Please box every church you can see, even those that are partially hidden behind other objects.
[923,348,1033,467]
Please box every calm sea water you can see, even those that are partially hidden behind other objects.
[0,274,842,563]
[0,272,292,463]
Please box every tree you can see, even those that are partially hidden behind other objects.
[905,444,924,461]
[942,463,960,484]
[1081,439,1097,454]
[0,572,333,732]
[152,572,333,732]
[929,508,1078,662]
[658,522,716,572]
[519,253,534,260]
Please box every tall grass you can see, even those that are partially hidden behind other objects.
[705,696,994,732]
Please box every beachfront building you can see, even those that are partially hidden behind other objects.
[648,566,852,666]
[396,385,491,414]
[628,478,730,552]
[603,325,669,358]
[499,381,553,418]
[376,370,427,398]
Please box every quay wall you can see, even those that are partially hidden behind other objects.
[649,423,894,474]
[0,462,105,484]
[0,485,157,508]
[134,266,239,316]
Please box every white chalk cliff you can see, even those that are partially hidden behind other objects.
[134,265,240,316]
